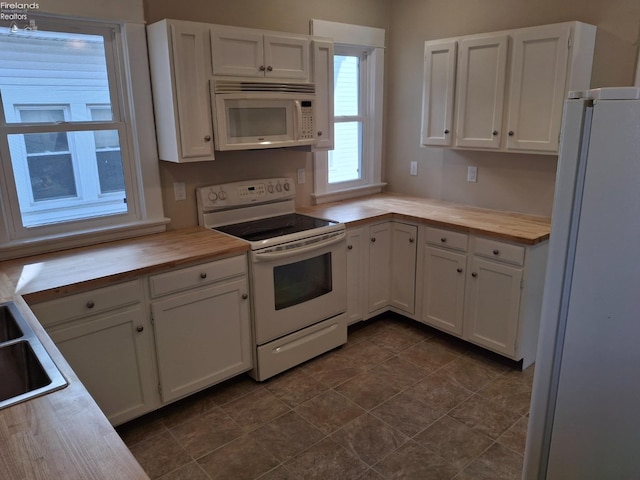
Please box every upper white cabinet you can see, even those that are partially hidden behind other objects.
[421,21,596,154]
[312,39,335,150]
[147,19,215,163]
[210,25,310,80]
[420,40,457,146]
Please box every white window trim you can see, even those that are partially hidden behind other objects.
[0,15,167,260]
[310,20,386,205]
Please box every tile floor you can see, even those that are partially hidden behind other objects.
[117,313,534,480]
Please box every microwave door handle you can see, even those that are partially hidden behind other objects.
[252,231,345,262]
[294,100,302,140]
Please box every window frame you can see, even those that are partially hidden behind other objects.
[0,14,166,259]
[311,20,386,204]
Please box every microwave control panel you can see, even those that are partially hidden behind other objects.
[299,100,314,140]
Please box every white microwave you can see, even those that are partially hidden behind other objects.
[211,79,317,151]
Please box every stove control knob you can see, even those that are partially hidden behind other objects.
[283,182,290,192]
[218,189,227,200]
[276,183,282,192]
[208,190,218,202]
[267,184,274,193]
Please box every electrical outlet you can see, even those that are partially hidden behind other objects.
[467,166,478,183]
[410,161,418,176]
[297,168,306,184]
[173,182,186,201]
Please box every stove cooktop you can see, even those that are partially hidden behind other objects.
[214,213,339,242]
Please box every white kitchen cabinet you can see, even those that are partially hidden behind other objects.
[420,40,457,146]
[30,280,157,426]
[367,222,392,314]
[390,222,418,314]
[311,39,334,150]
[210,25,309,80]
[147,19,215,162]
[346,227,367,325]
[149,256,252,404]
[421,21,596,154]
[455,34,509,149]
[421,227,469,336]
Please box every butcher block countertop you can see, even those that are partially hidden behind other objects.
[0,227,249,480]
[299,193,551,245]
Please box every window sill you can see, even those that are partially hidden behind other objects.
[312,183,387,205]
[0,217,171,261]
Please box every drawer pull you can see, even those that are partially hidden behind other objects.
[492,130,498,136]
[200,272,207,279]
[440,237,447,243]
[409,238,415,243]
[457,268,463,273]
[242,293,248,300]
[347,245,353,250]
[471,272,478,278]
[86,301,95,309]
[493,249,500,255]
[371,237,376,243]
[136,326,144,333]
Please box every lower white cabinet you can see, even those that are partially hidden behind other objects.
[367,222,392,313]
[31,280,157,426]
[346,227,367,324]
[390,222,418,313]
[149,255,252,404]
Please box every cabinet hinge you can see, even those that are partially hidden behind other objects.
[568,36,572,48]
[150,314,154,325]
[520,278,524,290]
[157,383,162,395]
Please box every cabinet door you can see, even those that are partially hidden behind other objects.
[264,35,310,80]
[390,223,417,313]
[210,27,264,77]
[367,223,392,313]
[421,40,457,146]
[465,257,522,357]
[422,246,466,336]
[312,39,334,150]
[505,24,570,152]
[48,305,156,426]
[346,227,366,325]
[170,23,215,160]
[151,278,251,403]
[455,34,508,149]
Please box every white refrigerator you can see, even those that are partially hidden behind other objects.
[523,87,640,479]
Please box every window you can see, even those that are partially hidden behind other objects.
[0,16,165,258]
[311,20,385,204]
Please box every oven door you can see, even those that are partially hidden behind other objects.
[250,231,347,345]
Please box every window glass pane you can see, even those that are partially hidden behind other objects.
[27,153,77,201]
[0,29,112,123]
[96,148,125,193]
[334,55,359,117]
[329,121,362,184]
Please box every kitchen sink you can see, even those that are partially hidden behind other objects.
[0,301,67,410]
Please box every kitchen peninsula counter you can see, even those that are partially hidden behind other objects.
[299,193,551,245]
[0,227,249,480]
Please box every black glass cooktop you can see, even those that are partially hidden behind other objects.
[215,213,338,242]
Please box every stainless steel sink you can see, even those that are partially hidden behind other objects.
[0,301,67,409]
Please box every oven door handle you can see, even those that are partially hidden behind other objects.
[251,231,345,261]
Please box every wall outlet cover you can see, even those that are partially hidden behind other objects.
[467,166,478,183]
[410,161,418,176]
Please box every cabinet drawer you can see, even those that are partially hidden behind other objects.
[149,255,246,298]
[425,226,468,252]
[473,237,525,266]
[31,280,144,328]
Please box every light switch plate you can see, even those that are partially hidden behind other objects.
[173,182,186,201]
[297,168,306,184]
[410,161,418,176]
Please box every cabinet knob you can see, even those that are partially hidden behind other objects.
[371,237,376,243]
[492,249,500,255]
[508,131,514,136]
[259,65,266,71]
[444,129,450,134]
[471,272,478,278]
[457,268,463,273]
[204,135,211,142]
[200,272,207,279]
[241,293,248,300]
[267,65,273,72]
[136,326,144,333]
[492,130,498,136]
[86,301,95,309]
[409,238,415,243]
[347,244,353,250]
[317,131,323,136]
[440,237,447,243]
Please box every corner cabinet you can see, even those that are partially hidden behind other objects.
[149,255,252,404]
[147,19,215,163]
[421,21,596,154]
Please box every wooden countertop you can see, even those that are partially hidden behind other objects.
[299,193,551,245]
[0,227,249,480]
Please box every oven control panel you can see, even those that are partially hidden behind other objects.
[197,177,295,210]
